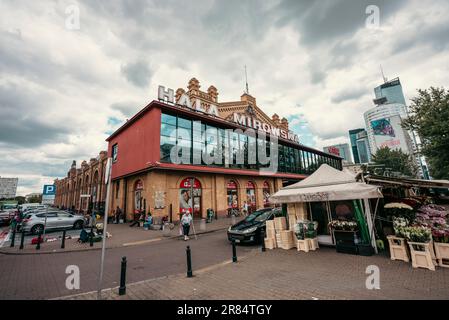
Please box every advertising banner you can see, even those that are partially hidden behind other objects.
[371,116,409,153]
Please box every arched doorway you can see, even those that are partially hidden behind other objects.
[246,181,257,213]
[263,181,271,207]
[179,178,202,218]
[134,180,144,214]
[227,180,239,210]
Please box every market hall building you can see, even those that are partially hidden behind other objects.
[99,78,342,222]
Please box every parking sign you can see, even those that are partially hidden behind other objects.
[43,185,56,196]
[42,184,56,205]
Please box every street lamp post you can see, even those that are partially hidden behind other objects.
[97,158,113,300]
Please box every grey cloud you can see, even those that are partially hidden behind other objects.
[0,83,70,147]
[331,87,367,104]
[392,20,449,54]
[120,60,152,88]
[111,102,140,117]
[275,0,407,47]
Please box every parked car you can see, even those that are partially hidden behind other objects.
[0,210,16,225]
[21,211,85,235]
[227,207,285,244]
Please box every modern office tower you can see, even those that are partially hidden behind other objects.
[349,128,365,164]
[374,77,407,105]
[323,143,352,163]
[355,130,371,163]
[364,102,412,155]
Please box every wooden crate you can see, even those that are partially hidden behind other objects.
[387,236,409,262]
[434,242,449,268]
[288,215,297,231]
[280,242,296,250]
[274,217,287,231]
[264,238,276,250]
[296,239,309,252]
[307,238,319,251]
[266,220,275,230]
[266,228,276,239]
[280,230,294,242]
[408,242,436,271]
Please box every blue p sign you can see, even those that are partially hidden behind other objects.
[43,185,56,195]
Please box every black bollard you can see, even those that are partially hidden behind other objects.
[232,240,237,263]
[19,230,25,250]
[36,231,41,250]
[186,246,193,278]
[61,229,66,249]
[119,257,127,295]
[10,228,16,247]
[261,229,266,252]
[90,226,94,247]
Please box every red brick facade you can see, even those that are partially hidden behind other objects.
[54,151,108,213]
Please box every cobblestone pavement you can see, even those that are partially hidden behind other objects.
[0,228,255,299]
[58,247,449,300]
[0,216,237,255]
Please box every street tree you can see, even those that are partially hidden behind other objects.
[371,146,418,178]
[402,87,449,179]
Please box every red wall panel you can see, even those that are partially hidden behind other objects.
[108,107,161,179]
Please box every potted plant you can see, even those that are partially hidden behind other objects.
[415,204,449,268]
[329,220,359,255]
[403,225,435,271]
[387,217,410,262]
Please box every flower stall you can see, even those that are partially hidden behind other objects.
[269,164,383,255]
[388,204,449,270]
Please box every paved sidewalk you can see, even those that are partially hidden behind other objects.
[57,247,449,300]
[0,216,238,255]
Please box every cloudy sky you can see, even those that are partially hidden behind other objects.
[1,0,448,196]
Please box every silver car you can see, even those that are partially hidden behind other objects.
[22,211,85,235]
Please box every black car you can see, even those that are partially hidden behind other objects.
[227,207,285,244]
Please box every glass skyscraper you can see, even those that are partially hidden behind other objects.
[374,77,407,105]
[349,128,365,164]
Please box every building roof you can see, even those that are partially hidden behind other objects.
[365,175,449,189]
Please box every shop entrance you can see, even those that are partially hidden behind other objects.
[246,181,257,213]
[227,180,239,210]
[309,201,356,245]
[134,180,143,214]
[309,202,333,245]
[263,181,271,208]
[179,178,202,218]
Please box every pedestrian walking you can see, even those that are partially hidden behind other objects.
[180,211,193,241]
[242,201,249,216]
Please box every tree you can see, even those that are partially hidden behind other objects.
[402,87,449,179]
[371,146,418,177]
[27,195,42,204]
[14,196,26,205]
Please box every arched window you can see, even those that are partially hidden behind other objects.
[134,180,144,214]
[263,181,271,207]
[246,181,256,212]
[227,180,238,209]
[179,178,202,218]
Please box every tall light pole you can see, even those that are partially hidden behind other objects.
[97,158,112,300]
